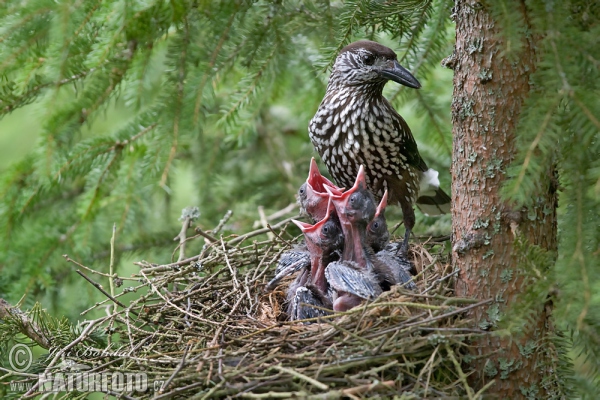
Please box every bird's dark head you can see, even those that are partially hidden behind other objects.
[327,166,376,225]
[366,190,390,252]
[332,40,421,89]
[293,198,343,252]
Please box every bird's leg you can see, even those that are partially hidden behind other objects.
[400,228,411,255]
[399,202,416,256]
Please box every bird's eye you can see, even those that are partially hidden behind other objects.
[323,226,329,234]
[372,221,380,229]
[362,54,375,66]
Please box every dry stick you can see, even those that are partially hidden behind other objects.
[174,214,193,262]
[0,299,52,349]
[197,380,227,400]
[252,242,293,283]
[473,379,497,398]
[75,270,139,316]
[195,227,225,247]
[229,216,299,246]
[109,224,118,315]
[161,343,191,393]
[270,365,328,391]
[422,345,440,396]
[240,391,309,399]
[327,320,374,347]
[266,223,293,247]
[212,209,233,235]
[138,271,220,326]
[0,366,39,379]
[344,380,396,396]
[257,206,274,240]
[400,298,492,329]
[445,342,475,400]
[199,294,246,382]
[352,360,399,379]
[221,238,240,290]
[80,281,147,315]
[266,202,298,221]
[153,217,297,272]
[63,254,114,278]
[411,256,438,282]
[244,273,255,312]
[423,268,460,294]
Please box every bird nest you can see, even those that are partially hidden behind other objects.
[32,210,489,399]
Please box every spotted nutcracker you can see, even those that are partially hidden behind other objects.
[309,40,451,254]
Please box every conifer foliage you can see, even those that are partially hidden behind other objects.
[0,0,453,307]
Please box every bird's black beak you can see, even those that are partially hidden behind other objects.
[380,60,421,89]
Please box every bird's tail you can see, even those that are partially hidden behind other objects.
[416,169,451,215]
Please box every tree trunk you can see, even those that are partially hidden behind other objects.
[451,1,559,397]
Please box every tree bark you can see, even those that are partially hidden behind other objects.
[451,1,559,397]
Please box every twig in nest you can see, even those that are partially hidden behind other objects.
[212,210,233,235]
[161,343,190,393]
[229,216,299,246]
[270,364,328,390]
[109,224,117,315]
[75,270,138,316]
[257,206,274,240]
[222,237,240,290]
[266,202,297,221]
[266,223,293,247]
[445,342,476,400]
[173,207,201,262]
[424,268,460,293]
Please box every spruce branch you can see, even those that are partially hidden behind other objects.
[0,299,52,349]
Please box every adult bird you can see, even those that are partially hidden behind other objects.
[309,40,450,254]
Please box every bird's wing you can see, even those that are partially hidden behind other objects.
[375,250,417,290]
[383,97,429,172]
[325,261,382,299]
[291,286,332,322]
[266,250,310,291]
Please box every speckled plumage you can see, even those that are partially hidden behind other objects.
[309,40,450,250]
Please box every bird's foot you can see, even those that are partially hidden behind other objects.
[396,228,411,257]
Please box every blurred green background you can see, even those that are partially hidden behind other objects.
[1,0,599,395]
[0,66,452,321]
